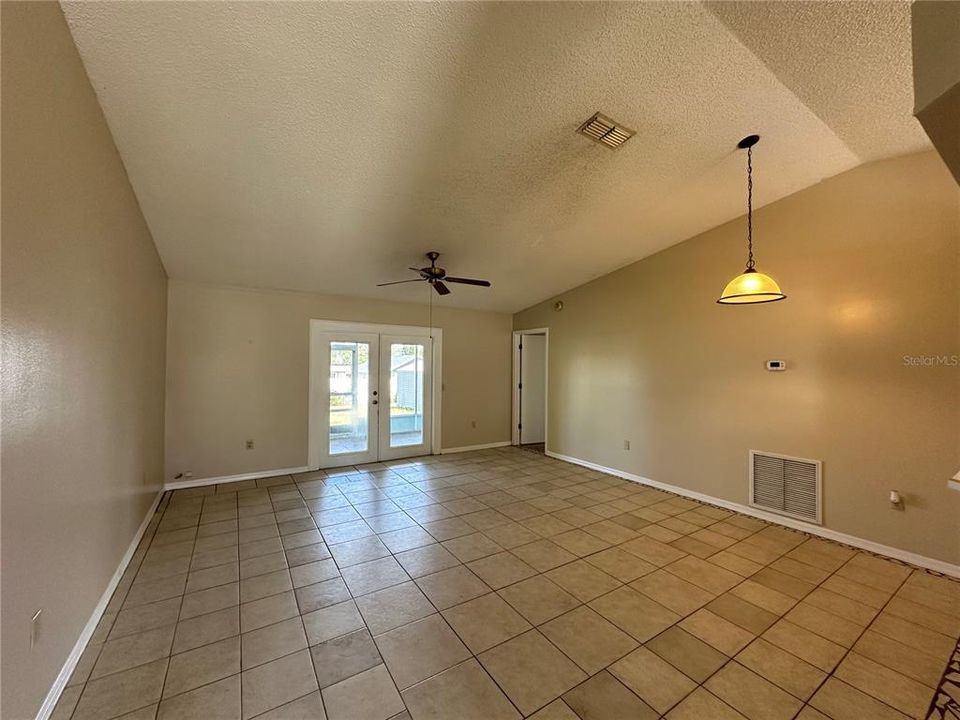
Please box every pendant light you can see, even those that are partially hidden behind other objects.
[717,135,786,304]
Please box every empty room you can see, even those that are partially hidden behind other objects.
[3,2,959,720]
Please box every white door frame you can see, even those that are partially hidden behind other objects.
[512,328,548,448]
[308,320,443,469]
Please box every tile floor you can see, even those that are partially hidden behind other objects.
[52,448,960,720]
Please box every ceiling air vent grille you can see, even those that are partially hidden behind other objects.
[577,112,635,149]
[749,450,822,524]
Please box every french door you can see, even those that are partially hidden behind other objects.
[316,331,432,467]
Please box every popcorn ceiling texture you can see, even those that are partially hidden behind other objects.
[61,1,927,313]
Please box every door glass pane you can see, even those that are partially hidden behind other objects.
[388,343,424,448]
[329,341,369,455]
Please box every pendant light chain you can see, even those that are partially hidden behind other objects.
[746,145,755,271]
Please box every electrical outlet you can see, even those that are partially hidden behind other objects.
[245,440,255,450]
[31,609,42,649]
[623,440,631,450]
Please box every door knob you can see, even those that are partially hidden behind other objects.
[372,400,379,405]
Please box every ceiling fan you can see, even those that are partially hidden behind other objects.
[377,251,492,296]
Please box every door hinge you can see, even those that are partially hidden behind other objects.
[519,343,523,350]
[518,383,522,390]
[518,423,522,430]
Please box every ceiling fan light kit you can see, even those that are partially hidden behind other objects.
[717,134,787,305]
[377,251,492,297]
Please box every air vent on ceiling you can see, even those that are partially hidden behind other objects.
[749,450,822,524]
[577,112,635,149]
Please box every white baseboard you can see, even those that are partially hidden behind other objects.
[164,465,311,491]
[439,441,511,455]
[36,489,164,720]
[547,450,960,579]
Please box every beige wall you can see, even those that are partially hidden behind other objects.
[1,3,168,718]
[515,152,960,565]
[165,282,512,480]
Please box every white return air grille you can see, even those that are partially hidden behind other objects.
[577,112,635,149]
[749,450,822,524]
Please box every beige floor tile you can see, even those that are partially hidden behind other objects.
[401,658,521,720]
[768,556,831,585]
[290,558,340,589]
[340,556,409,596]
[328,536,391,567]
[241,616,307,669]
[483,522,543,549]
[311,628,382,688]
[522,514,575,537]
[708,550,764,577]
[158,675,240,720]
[465,552,537,590]
[180,582,239,620]
[853,629,945,687]
[804,586,879,625]
[394,543,460,578]
[356,581,434,635]
[377,526,434,553]
[238,552,286,581]
[584,546,656,582]
[73,658,168,720]
[511,539,577,572]
[442,592,531,653]
[810,677,912,720]
[834,652,933,718]
[241,648,319,720]
[589,586,680,641]
[646,626,728,683]
[109,597,181,640]
[540,606,637,674]
[239,569,292,603]
[735,638,825,701]
[240,591,298,633]
[286,542,332,567]
[375,614,471,689]
[125,573,189,608]
[582,519,640,545]
[620,536,687,566]
[795,706,831,720]
[526,699,579,720]
[322,664,405,720]
[442,532,504,562]
[671,535,720,559]
[785,601,864,647]
[498,575,580,625]
[415,565,491,609]
[630,569,716,616]
[254,691,326,720]
[173,606,240,654]
[705,661,803,720]
[562,670,657,720]
[164,636,240,698]
[836,554,911,594]
[551,529,610,556]
[665,688,748,720]
[729,579,797,615]
[295,577,351,614]
[751,567,816,600]
[302,599,365,645]
[820,574,891,609]
[50,685,82,720]
[546,559,620,602]
[885,595,960,637]
[680,608,754,655]
[707,593,779,635]
[763,619,846,672]
[870,611,957,659]
[91,624,175,679]
[664,555,743,595]
[423,517,475,541]
[478,630,587,716]
[609,646,696,714]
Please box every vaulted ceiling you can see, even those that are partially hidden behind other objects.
[62,1,928,312]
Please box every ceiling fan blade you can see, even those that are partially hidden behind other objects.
[432,280,451,296]
[444,276,491,287]
[377,278,426,287]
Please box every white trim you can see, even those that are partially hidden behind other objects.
[512,328,549,449]
[546,450,960,579]
[439,441,511,455]
[36,490,164,720]
[949,479,960,492]
[164,465,311,491]
[308,320,442,469]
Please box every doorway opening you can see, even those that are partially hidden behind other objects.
[512,328,548,451]
[308,320,442,469]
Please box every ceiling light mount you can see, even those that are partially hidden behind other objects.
[717,134,786,305]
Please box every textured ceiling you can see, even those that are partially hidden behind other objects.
[61,1,927,313]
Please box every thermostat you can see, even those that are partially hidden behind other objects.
[766,360,786,371]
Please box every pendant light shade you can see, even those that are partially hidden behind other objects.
[717,135,786,305]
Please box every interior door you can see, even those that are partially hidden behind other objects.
[318,332,380,467]
[378,335,432,461]
[519,334,546,444]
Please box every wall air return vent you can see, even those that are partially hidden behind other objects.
[577,112,635,149]
[749,450,822,524]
